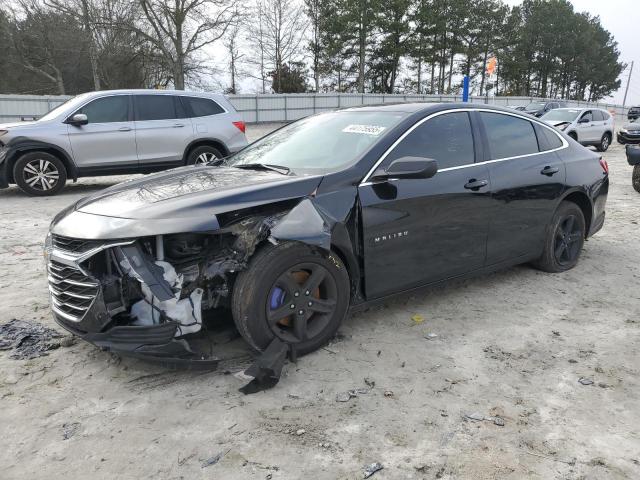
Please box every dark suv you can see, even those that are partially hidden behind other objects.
[628,106,640,121]
[524,101,568,117]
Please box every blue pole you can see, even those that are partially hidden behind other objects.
[462,76,470,102]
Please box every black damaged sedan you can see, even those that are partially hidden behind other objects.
[46,103,608,363]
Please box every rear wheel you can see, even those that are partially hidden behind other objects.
[533,201,585,273]
[633,165,640,194]
[596,133,611,152]
[232,242,350,355]
[186,145,223,165]
[13,152,67,196]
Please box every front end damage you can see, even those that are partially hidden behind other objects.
[46,193,360,375]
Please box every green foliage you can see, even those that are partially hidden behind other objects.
[270,62,308,93]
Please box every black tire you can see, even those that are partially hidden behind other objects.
[231,242,350,355]
[13,151,67,196]
[596,133,611,152]
[633,165,640,194]
[532,201,586,273]
[186,145,223,165]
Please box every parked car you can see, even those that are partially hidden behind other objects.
[45,103,609,365]
[627,144,640,193]
[541,107,613,151]
[617,118,640,144]
[628,106,640,121]
[523,100,567,117]
[0,90,248,196]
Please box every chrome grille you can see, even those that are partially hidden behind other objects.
[48,260,99,322]
[51,234,104,254]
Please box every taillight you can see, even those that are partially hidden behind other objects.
[232,121,246,133]
[599,157,608,174]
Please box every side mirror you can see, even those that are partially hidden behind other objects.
[67,113,88,126]
[578,117,590,124]
[371,157,438,182]
[627,144,640,166]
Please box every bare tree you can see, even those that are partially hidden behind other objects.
[129,0,237,89]
[223,22,244,93]
[249,0,307,93]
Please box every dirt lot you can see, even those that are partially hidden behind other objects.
[1,123,639,480]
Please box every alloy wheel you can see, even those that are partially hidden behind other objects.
[22,159,60,191]
[266,263,337,344]
[601,135,610,150]
[554,215,582,265]
[195,152,217,165]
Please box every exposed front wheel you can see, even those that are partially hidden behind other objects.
[232,242,350,355]
[533,201,586,273]
[13,152,67,196]
[633,165,640,194]
[596,133,611,152]
[186,145,223,165]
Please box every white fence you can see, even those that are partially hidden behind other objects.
[0,92,631,123]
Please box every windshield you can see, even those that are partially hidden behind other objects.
[541,109,580,122]
[226,111,405,174]
[524,102,546,111]
[38,93,91,121]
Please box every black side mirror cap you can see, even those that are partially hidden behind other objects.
[627,144,640,166]
[371,157,438,182]
[578,117,590,124]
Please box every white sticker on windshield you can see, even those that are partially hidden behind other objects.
[342,124,387,136]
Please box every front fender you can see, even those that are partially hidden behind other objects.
[2,136,78,182]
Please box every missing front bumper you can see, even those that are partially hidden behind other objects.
[54,313,219,369]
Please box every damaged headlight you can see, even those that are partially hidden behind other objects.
[43,231,53,265]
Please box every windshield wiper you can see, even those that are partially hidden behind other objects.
[233,163,291,175]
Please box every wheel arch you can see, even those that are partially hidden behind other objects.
[183,138,229,164]
[6,139,77,183]
[559,189,593,236]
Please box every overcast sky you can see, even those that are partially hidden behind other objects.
[504,0,639,106]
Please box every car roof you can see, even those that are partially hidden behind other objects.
[82,89,226,98]
[341,102,532,116]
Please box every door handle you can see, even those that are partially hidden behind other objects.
[172,123,185,128]
[464,179,488,190]
[541,166,559,176]
[118,126,132,132]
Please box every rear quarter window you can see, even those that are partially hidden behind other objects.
[183,97,225,117]
[479,112,539,159]
[534,123,563,151]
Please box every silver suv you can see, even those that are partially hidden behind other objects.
[0,90,248,196]
[541,107,614,152]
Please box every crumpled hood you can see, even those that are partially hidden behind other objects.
[623,121,640,131]
[544,120,571,127]
[75,165,324,220]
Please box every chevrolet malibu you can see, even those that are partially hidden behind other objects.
[45,103,609,363]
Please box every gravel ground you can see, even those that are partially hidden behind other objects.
[0,123,639,479]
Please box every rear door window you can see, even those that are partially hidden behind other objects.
[182,97,225,117]
[592,110,604,121]
[76,95,129,123]
[385,112,475,170]
[479,112,539,159]
[135,95,179,121]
